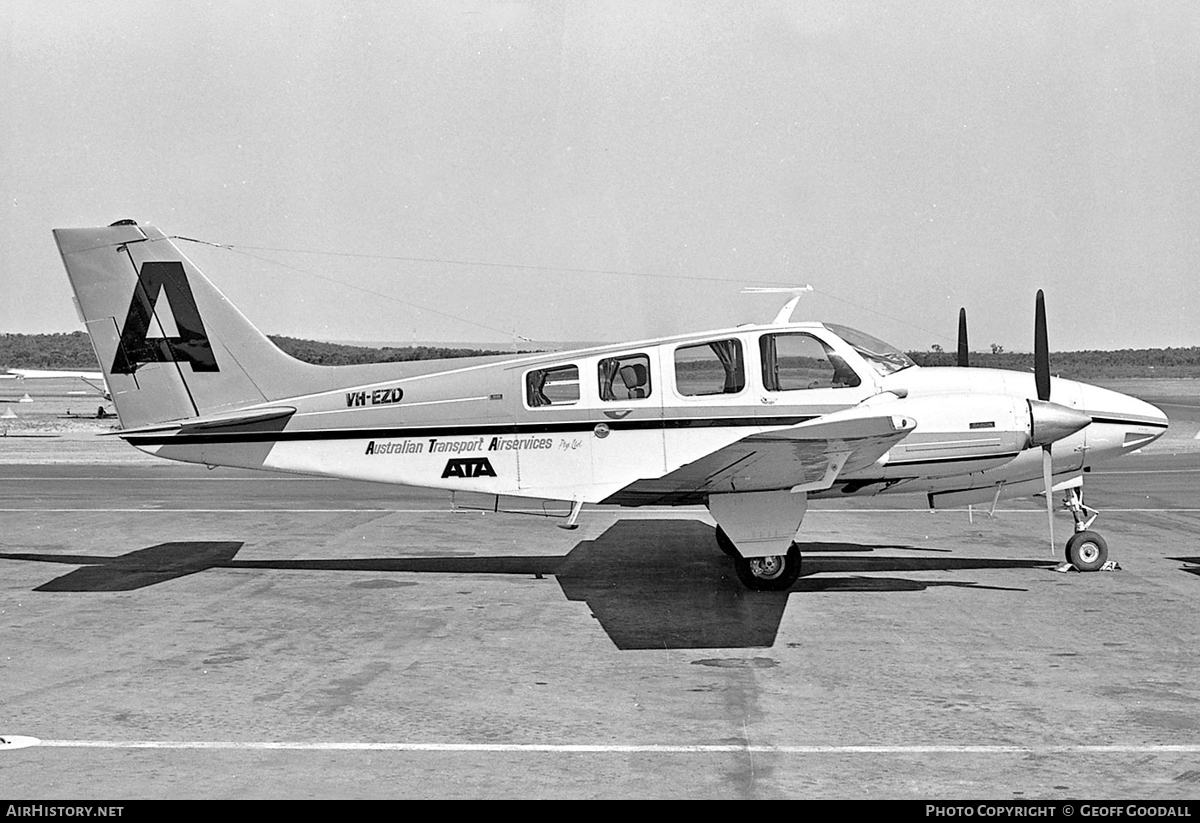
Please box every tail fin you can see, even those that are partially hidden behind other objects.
[54,221,314,429]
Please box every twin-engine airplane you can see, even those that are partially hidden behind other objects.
[53,221,1169,590]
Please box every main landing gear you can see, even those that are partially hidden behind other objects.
[715,526,803,591]
[1062,488,1109,572]
[708,490,808,591]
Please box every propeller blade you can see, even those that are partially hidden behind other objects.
[957,308,969,367]
[1042,445,1055,555]
[1034,289,1051,402]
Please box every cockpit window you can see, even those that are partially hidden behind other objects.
[823,324,916,376]
[760,333,861,391]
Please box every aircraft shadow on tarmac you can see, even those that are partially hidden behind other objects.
[1,520,1055,649]
[1168,557,1200,578]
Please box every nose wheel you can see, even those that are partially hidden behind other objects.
[1064,530,1109,572]
[1061,488,1109,572]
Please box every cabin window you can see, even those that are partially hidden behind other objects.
[760,333,861,391]
[598,353,652,401]
[674,339,745,397]
[526,364,580,407]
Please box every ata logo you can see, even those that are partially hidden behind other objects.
[441,458,497,479]
[112,261,218,374]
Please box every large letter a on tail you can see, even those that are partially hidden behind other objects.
[112,261,220,374]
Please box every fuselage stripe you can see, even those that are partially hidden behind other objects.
[124,415,819,446]
[1087,414,1169,429]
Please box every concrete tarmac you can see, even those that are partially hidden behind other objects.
[1,452,1199,798]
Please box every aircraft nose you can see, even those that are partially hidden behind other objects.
[1078,383,1170,455]
[1114,389,1168,427]
[1137,397,1169,427]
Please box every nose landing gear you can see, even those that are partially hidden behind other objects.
[1061,488,1110,572]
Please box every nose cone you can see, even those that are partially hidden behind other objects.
[1077,383,1171,455]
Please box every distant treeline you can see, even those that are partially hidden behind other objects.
[269,335,510,365]
[0,331,507,370]
[907,348,1200,379]
[2,330,1199,379]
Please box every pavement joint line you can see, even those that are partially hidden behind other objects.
[21,740,1200,754]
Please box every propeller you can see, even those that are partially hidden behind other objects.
[1035,291,1050,403]
[1035,290,1055,553]
[957,308,969,367]
[1028,289,1096,555]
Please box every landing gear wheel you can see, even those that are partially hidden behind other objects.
[1065,531,1108,572]
[734,545,802,591]
[714,526,740,558]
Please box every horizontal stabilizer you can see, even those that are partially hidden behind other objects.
[112,406,296,438]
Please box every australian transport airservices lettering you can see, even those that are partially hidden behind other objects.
[366,436,554,456]
[365,440,424,455]
[487,436,553,451]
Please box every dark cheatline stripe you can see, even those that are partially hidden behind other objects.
[1087,414,1169,429]
[124,415,818,447]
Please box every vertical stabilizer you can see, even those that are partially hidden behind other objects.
[54,221,314,429]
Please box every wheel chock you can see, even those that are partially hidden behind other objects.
[1052,560,1122,573]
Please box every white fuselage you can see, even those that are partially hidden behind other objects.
[126,321,1169,509]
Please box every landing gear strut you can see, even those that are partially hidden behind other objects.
[1062,488,1109,572]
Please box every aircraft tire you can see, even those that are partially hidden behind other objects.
[734,545,802,591]
[1065,531,1108,572]
[714,526,741,558]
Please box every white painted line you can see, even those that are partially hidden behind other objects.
[0,735,40,750]
[0,477,326,482]
[0,508,412,513]
[1,467,1196,480]
[0,508,703,515]
[1093,469,1200,475]
[2,507,1200,514]
[27,740,1200,755]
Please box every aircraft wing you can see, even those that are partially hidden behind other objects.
[604,410,916,506]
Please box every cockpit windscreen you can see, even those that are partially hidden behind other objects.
[824,324,916,376]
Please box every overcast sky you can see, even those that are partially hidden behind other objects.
[4,1,1198,352]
